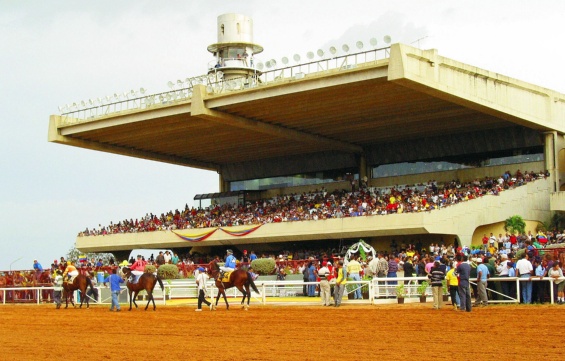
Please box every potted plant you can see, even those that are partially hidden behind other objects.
[395,284,406,304]
[417,281,429,303]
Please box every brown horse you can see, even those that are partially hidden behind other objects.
[62,274,94,309]
[208,260,260,310]
[121,267,164,311]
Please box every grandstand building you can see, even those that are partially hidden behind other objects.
[48,14,565,260]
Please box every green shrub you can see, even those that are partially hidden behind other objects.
[250,258,276,275]
[157,264,179,279]
[144,264,157,274]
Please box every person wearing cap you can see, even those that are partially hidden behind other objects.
[52,270,64,309]
[63,261,78,282]
[128,255,147,284]
[242,250,249,264]
[333,260,346,307]
[317,262,331,306]
[195,267,213,311]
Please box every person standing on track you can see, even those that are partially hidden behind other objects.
[104,268,124,312]
[456,255,472,312]
[317,262,331,306]
[333,260,346,307]
[195,267,212,311]
[52,270,63,309]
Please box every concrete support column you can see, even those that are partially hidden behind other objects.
[544,132,558,192]
[359,154,367,184]
[219,172,229,192]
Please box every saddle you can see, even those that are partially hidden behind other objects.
[65,275,76,284]
[218,271,232,283]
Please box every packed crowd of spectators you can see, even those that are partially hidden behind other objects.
[78,170,549,237]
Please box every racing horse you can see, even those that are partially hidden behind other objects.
[62,273,94,309]
[208,260,260,311]
[121,267,164,311]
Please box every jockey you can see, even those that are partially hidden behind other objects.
[219,250,237,278]
[62,261,78,282]
[128,255,147,283]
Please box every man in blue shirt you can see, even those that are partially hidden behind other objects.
[104,268,124,312]
[476,259,490,306]
[249,251,257,261]
[33,260,43,272]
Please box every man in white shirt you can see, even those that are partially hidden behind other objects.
[516,253,533,304]
[195,267,213,311]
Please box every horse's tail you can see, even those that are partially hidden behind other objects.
[247,272,260,294]
[156,274,164,291]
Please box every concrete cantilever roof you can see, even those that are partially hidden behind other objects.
[48,43,565,176]
[50,43,565,255]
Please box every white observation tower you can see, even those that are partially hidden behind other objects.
[207,13,264,81]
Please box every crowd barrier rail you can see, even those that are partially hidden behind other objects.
[1,276,561,306]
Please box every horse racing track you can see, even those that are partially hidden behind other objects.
[1,303,563,360]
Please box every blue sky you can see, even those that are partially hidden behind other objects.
[1,0,563,270]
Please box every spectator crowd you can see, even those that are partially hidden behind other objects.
[78,170,549,237]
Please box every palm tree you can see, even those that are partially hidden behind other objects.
[504,215,526,235]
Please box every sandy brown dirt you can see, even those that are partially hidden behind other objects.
[0,303,564,360]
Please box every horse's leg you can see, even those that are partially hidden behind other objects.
[237,285,249,310]
[147,290,156,311]
[69,289,76,308]
[215,289,221,306]
[221,288,230,310]
[145,290,152,311]
[132,290,139,309]
[79,290,84,308]
[245,284,252,308]
[128,289,133,311]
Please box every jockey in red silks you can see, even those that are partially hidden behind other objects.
[128,255,147,283]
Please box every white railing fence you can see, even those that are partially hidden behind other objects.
[1,276,559,306]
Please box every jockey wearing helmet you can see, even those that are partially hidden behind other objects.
[220,249,237,273]
[63,261,78,281]
[128,255,147,283]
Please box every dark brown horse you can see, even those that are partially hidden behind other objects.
[121,267,164,311]
[208,260,260,310]
[62,274,94,309]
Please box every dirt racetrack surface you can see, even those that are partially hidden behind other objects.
[1,303,564,360]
